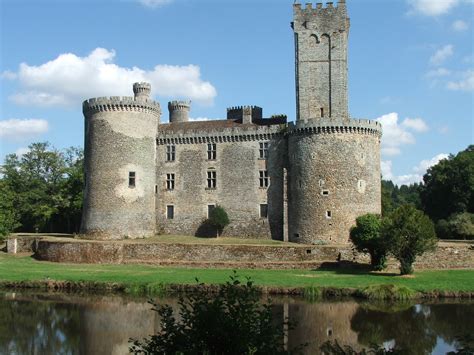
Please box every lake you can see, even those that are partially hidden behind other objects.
[0,291,472,354]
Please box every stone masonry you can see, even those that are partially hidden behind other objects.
[80,1,382,244]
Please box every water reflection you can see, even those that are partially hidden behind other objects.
[0,292,472,355]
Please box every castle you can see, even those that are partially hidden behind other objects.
[81,0,382,244]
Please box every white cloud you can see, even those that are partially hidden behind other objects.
[425,67,451,78]
[408,0,460,16]
[447,70,474,91]
[402,117,429,132]
[429,45,454,66]
[138,0,173,8]
[452,19,469,31]
[0,119,49,141]
[382,153,449,186]
[1,70,17,80]
[15,147,30,157]
[377,113,414,156]
[5,48,217,107]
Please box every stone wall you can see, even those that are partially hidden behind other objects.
[288,119,382,244]
[34,239,473,270]
[293,2,349,120]
[81,94,160,239]
[156,124,286,240]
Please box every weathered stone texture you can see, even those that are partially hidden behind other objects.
[34,239,474,270]
[293,2,349,120]
[81,96,160,239]
[288,118,381,244]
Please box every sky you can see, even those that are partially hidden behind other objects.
[0,0,473,186]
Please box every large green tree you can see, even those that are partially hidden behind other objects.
[350,214,387,271]
[382,205,437,275]
[421,145,474,221]
[0,142,84,234]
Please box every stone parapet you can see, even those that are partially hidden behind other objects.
[288,118,382,137]
[82,96,161,117]
[157,123,284,145]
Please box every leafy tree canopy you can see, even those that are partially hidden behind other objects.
[382,205,437,275]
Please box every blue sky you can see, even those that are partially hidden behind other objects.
[0,0,473,185]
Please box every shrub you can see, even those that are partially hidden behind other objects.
[350,214,387,271]
[129,272,304,354]
[208,205,230,237]
[382,205,437,275]
[436,213,474,240]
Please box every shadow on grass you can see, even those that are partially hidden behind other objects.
[314,261,399,277]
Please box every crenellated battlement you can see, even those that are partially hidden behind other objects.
[82,96,161,117]
[288,117,382,137]
[227,106,263,122]
[293,1,346,17]
[168,100,191,111]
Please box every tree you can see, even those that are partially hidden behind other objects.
[0,180,20,238]
[129,273,303,354]
[0,142,84,233]
[350,214,387,270]
[381,180,422,216]
[382,205,437,275]
[208,205,230,237]
[421,145,474,221]
[436,213,474,240]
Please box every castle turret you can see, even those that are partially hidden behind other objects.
[292,1,349,120]
[168,100,190,123]
[226,106,263,124]
[133,82,151,102]
[288,1,382,245]
[81,82,161,239]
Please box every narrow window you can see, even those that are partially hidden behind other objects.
[207,143,217,160]
[128,171,136,187]
[167,205,174,220]
[166,144,176,162]
[166,173,175,190]
[294,233,300,239]
[155,185,158,194]
[322,189,329,196]
[259,170,269,188]
[320,107,324,117]
[326,210,332,219]
[207,204,216,218]
[259,142,269,159]
[207,170,217,189]
[260,204,268,218]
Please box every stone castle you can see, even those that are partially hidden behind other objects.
[81,0,382,244]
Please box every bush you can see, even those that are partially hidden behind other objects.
[350,214,387,271]
[382,205,437,275]
[437,213,474,240]
[208,205,230,237]
[129,272,304,354]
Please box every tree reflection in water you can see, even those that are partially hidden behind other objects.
[0,292,473,354]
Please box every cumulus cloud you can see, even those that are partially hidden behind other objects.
[138,0,173,8]
[382,153,449,186]
[376,113,429,156]
[402,117,429,132]
[408,0,461,16]
[425,67,451,78]
[429,45,454,66]
[452,19,469,31]
[4,48,217,107]
[447,70,474,91]
[0,118,49,141]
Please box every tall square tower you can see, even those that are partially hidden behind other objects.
[292,1,350,121]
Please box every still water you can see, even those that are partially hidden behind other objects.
[0,291,472,355]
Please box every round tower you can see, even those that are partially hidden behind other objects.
[287,118,382,244]
[133,82,151,101]
[168,100,190,123]
[81,82,161,239]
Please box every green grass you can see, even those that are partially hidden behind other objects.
[1,253,473,295]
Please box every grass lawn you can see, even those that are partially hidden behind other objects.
[1,252,473,293]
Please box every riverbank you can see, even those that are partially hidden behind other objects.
[1,253,473,299]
